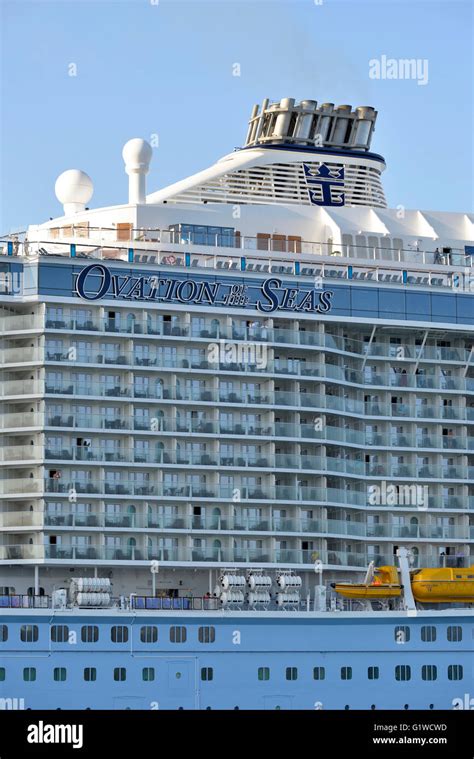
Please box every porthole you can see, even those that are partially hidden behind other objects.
[404,704,409,710]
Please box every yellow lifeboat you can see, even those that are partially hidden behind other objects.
[410,566,474,603]
[331,566,402,600]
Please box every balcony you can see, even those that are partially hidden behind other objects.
[0,347,42,365]
[1,540,470,568]
[0,379,43,397]
[0,512,43,528]
[326,549,368,567]
[0,478,43,495]
[0,445,42,462]
[41,477,474,510]
[0,315,43,332]
[40,512,470,540]
[38,378,474,426]
[366,523,468,540]
[0,544,44,560]
[37,313,474,372]
[0,412,42,430]
[40,343,474,393]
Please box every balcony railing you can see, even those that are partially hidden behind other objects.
[38,411,474,452]
[38,440,474,482]
[37,511,472,541]
[38,478,474,511]
[37,378,474,424]
[40,346,474,393]
[2,508,469,541]
[0,544,44,560]
[0,445,42,462]
[0,511,43,528]
[1,542,470,568]
[0,379,43,397]
[38,316,474,365]
[2,230,471,276]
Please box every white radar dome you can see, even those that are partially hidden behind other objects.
[55,169,94,215]
[122,138,153,172]
[122,138,153,204]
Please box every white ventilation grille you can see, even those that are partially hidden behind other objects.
[163,161,386,208]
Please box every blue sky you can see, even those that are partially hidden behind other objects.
[0,0,472,232]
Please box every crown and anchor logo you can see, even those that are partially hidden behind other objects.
[303,162,345,206]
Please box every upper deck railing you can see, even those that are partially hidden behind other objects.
[0,229,472,288]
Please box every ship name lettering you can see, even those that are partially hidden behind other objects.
[74,265,334,314]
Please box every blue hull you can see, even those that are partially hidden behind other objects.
[1,610,472,710]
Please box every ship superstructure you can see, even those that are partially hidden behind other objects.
[0,98,473,710]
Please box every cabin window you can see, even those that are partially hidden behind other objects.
[198,626,215,643]
[23,667,36,682]
[53,667,67,682]
[0,668,5,681]
[81,625,99,643]
[368,666,379,680]
[341,667,352,680]
[421,665,437,681]
[313,667,325,680]
[286,667,298,681]
[421,626,436,642]
[142,667,155,682]
[447,626,462,642]
[201,667,213,681]
[170,626,187,643]
[84,668,96,681]
[448,665,463,680]
[111,625,129,643]
[140,625,158,643]
[0,625,8,642]
[20,625,38,643]
[395,665,411,681]
[258,667,270,681]
[114,667,126,681]
[51,625,69,643]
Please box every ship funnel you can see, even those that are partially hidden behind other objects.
[244,98,378,151]
[122,138,153,204]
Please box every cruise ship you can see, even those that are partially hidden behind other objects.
[0,97,473,711]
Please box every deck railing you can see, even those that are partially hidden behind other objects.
[0,235,472,296]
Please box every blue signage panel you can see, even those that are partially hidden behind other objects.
[0,259,472,325]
